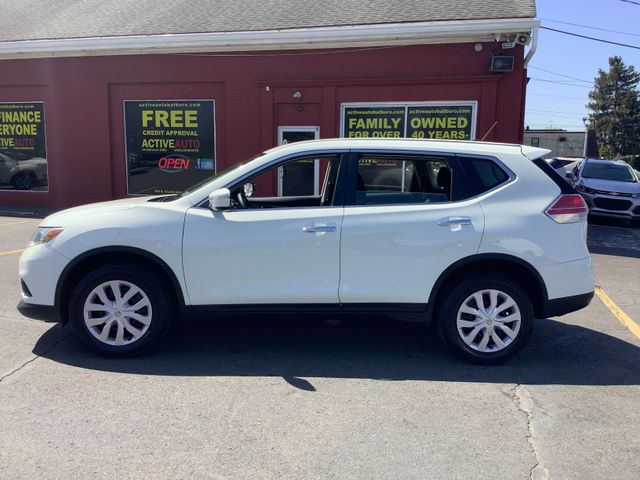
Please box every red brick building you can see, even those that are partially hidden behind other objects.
[0,0,538,209]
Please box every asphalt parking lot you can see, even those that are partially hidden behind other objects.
[0,215,639,480]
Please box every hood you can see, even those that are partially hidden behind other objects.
[42,196,161,225]
[580,177,640,195]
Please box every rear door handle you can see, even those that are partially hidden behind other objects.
[438,216,472,227]
[302,224,338,233]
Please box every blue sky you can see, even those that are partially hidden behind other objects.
[525,0,640,131]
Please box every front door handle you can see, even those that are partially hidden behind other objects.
[438,216,472,227]
[302,224,338,233]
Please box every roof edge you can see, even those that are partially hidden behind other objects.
[0,18,539,60]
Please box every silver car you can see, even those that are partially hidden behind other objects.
[567,159,640,223]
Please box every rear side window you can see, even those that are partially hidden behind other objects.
[355,155,451,205]
[457,157,510,197]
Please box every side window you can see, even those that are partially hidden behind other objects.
[457,157,510,197]
[355,155,451,205]
[230,154,342,209]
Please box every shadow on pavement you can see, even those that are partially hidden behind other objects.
[34,316,640,387]
[588,220,640,259]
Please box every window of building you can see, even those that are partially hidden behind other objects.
[0,102,48,192]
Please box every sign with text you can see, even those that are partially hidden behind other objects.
[342,103,476,140]
[343,106,405,138]
[0,102,48,191]
[124,100,215,195]
[407,105,473,140]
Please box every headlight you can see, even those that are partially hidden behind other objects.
[576,184,595,194]
[28,227,64,247]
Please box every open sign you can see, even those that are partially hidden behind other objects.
[158,155,190,173]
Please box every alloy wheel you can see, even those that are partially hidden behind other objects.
[83,280,152,346]
[456,289,521,353]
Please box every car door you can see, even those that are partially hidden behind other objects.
[182,153,346,306]
[339,151,485,305]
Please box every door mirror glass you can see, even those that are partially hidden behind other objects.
[208,188,231,211]
[566,172,574,180]
[243,182,255,198]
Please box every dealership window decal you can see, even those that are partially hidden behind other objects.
[0,102,48,192]
[341,102,477,140]
[124,100,216,195]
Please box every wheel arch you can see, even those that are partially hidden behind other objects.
[427,253,549,320]
[55,246,186,322]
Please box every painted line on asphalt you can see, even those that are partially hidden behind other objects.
[0,248,24,257]
[595,286,640,340]
[0,220,29,227]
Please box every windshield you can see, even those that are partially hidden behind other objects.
[582,162,637,183]
[178,153,265,197]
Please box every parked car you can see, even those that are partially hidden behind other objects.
[566,159,640,224]
[17,139,594,364]
[0,153,48,190]
[546,157,582,178]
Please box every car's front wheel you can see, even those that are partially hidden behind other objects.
[69,263,172,356]
[438,274,534,364]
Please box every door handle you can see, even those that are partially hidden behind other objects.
[302,224,338,233]
[438,216,472,227]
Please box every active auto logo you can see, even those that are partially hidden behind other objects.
[157,155,190,173]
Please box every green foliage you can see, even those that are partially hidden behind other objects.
[587,56,640,158]
[624,155,640,170]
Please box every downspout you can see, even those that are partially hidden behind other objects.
[520,22,539,141]
[524,23,539,68]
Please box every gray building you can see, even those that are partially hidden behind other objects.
[523,129,586,158]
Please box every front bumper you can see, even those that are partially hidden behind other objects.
[18,244,68,306]
[16,301,60,322]
[579,191,640,219]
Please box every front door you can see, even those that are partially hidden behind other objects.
[277,126,320,196]
[182,152,345,306]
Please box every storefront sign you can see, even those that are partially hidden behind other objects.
[0,102,48,191]
[343,106,405,138]
[124,100,215,195]
[342,102,476,140]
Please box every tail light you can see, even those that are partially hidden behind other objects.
[545,194,588,224]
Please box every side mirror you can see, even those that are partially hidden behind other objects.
[565,173,574,180]
[243,182,255,198]
[208,188,231,211]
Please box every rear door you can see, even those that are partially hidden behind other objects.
[339,151,485,305]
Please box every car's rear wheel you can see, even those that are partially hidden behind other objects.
[438,274,534,364]
[69,263,171,357]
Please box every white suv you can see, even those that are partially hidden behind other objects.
[17,139,594,363]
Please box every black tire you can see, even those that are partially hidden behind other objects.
[11,172,35,190]
[68,262,172,357]
[437,274,534,364]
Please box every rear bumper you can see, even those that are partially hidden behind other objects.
[16,301,60,323]
[540,291,594,318]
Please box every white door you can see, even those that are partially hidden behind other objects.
[339,153,485,304]
[182,153,344,306]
